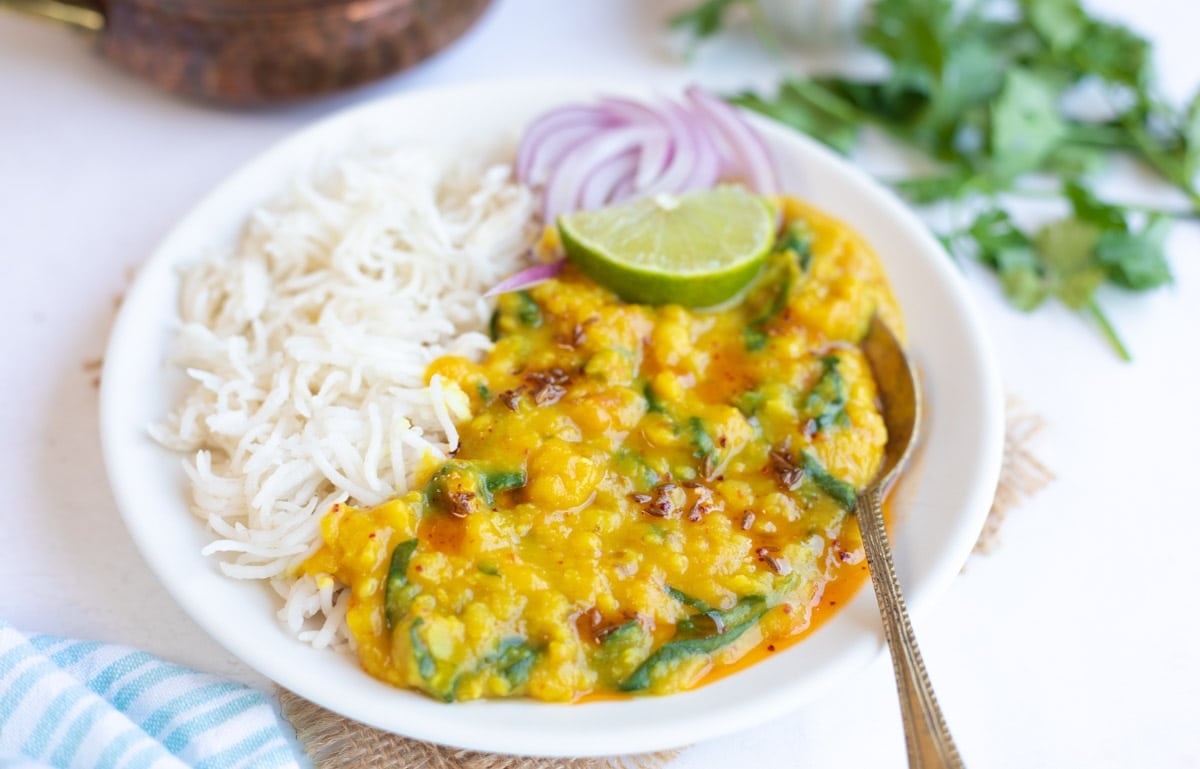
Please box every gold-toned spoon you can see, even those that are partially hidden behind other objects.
[857,316,964,769]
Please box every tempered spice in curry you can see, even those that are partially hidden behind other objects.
[302,197,903,701]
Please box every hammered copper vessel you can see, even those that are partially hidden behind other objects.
[4,0,493,104]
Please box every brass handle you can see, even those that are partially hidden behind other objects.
[1,0,104,30]
[856,485,965,768]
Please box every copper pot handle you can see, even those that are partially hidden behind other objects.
[2,0,105,31]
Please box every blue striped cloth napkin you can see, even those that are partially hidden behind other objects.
[0,621,304,769]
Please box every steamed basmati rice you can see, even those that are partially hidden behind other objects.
[152,144,537,650]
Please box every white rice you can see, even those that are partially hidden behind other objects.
[152,144,537,650]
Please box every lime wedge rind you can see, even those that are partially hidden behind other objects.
[558,187,775,307]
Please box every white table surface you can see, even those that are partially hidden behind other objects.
[2,1,1198,767]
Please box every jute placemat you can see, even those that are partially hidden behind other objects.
[278,399,1052,769]
[278,691,679,769]
[973,398,1054,554]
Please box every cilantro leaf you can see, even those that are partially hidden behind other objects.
[1064,181,1126,230]
[800,356,850,433]
[1019,0,1086,52]
[967,208,1046,310]
[990,69,1068,181]
[1065,182,1173,290]
[1034,218,1106,310]
[1095,217,1173,290]
[1072,19,1151,88]
[859,0,954,99]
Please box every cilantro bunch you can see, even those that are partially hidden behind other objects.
[674,0,1198,360]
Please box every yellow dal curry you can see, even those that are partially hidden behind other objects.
[302,197,902,701]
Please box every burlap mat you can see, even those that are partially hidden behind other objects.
[278,399,1052,768]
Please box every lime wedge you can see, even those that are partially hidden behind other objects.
[557,187,776,307]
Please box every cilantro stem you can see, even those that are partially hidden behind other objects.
[1086,299,1132,362]
[1119,203,1200,222]
[790,80,870,127]
[1062,123,1138,151]
[744,0,784,60]
[1121,117,1200,213]
[1006,185,1200,221]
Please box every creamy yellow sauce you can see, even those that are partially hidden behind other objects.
[302,197,902,701]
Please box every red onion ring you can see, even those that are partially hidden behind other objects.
[685,86,779,195]
[667,98,721,194]
[579,149,639,211]
[484,261,565,297]
[542,126,661,222]
[516,107,614,184]
[596,97,673,188]
[632,98,702,198]
[515,88,777,218]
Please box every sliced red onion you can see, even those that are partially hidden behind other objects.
[579,149,639,211]
[595,97,673,189]
[514,87,780,221]
[610,174,638,202]
[686,86,779,195]
[485,260,565,297]
[667,98,722,194]
[520,123,606,188]
[633,99,702,198]
[516,107,613,183]
[543,126,661,222]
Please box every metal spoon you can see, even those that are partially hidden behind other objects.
[857,315,965,768]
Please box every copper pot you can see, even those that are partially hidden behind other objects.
[5,0,493,104]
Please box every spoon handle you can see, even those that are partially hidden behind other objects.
[856,486,965,769]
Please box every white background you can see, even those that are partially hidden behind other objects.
[2,1,1198,767]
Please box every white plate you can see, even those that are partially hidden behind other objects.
[100,79,1005,758]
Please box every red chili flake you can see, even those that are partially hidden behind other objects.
[767,644,776,652]
[414,565,424,573]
